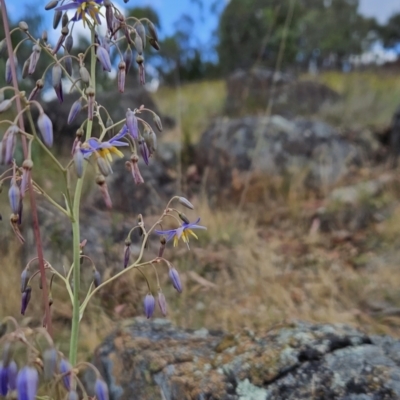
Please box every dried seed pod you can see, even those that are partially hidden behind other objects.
[117,61,126,93]
[86,86,95,121]
[134,22,146,49]
[138,62,145,85]
[53,10,62,29]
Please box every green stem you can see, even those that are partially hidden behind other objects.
[68,28,96,365]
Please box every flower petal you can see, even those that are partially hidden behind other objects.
[55,2,79,11]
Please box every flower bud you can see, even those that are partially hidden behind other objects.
[65,35,73,53]
[8,182,20,215]
[28,79,44,101]
[64,52,72,76]
[178,212,190,224]
[68,391,79,400]
[178,196,194,210]
[43,348,57,381]
[73,145,84,178]
[45,0,58,10]
[0,100,12,113]
[16,366,38,400]
[4,125,18,165]
[94,379,109,400]
[143,128,157,155]
[93,270,101,288]
[126,109,138,139]
[28,43,41,75]
[19,21,29,32]
[53,10,62,29]
[117,61,126,93]
[7,361,17,391]
[134,34,143,55]
[134,22,146,49]
[0,39,7,57]
[0,363,8,396]
[149,38,160,51]
[138,62,145,85]
[62,12,69,28]
[97,156,112,177]
[97,46,112,72]
[123,45,132,73]
[138,138,149,165]
[20,269,31,293]
[144,293,155,319]
[22,57,30,79]
[52,63,63,103]
[37,113,54,148]
[105,1,114,33]
[79,66,91,84]
[21,287,32,315]
[128,156,144,184]
[123,244,130,268]
[153,114,163,132]
[5,55,18,84]
[148,21,159,42]
[169,268,182,293]
[68,98,82,124]
[158,292,167,316]
[52,26,69,54]
[59,359,72,391]
[86,87,95,121]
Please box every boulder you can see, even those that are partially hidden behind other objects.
[225,68,339,117]
[92,318,400,400]
[195,116,372,199]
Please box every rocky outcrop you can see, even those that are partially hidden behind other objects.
[93,318,400,400]
[195,115,376,199]
[225,68,339,117]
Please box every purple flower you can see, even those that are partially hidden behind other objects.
[94,379,109,400]
[126,109,138,139]
[7,361,17,391]
[37,113,53,148]
[59,359,72,391]
[16,366,38,400]
[0,363,8,396]
[21,287,31,315]
[81,126,128,160]
[8,181,21,215]
[144,293,155,319]
[155,218,206,249]
[169,268,182,293]
[55,0,103,26]
[97,46,112,72]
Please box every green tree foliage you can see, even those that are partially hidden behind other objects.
[217,0,378,74]
[378,13,400,48]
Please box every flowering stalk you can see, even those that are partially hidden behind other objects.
[0,0,53,336]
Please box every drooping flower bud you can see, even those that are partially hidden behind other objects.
[64,52,72,76]
[28,44,41,75]
[3,125,18,164]
[59,359,72,391]
[123,46,132,73]
[7,361,17,391]
[178,212,190,224]
[68,98,83,124]
[5,55,18,84]
[148,21,159,42]
[126,109,138,139]
[42,348,58,381]
[105,0,114,33]
[97,46,112,72]
[22,57,30,79]
[45,0,58,10]
[143,128,157,155]
[149,38,160,51]
[52,25,69,55]
[127,156,144,184]
[20,269,31,293]
[0,363,8,396]
[73,143,84,178]
[169,268,182,293]
[0,99,12,113]
[158,292,167,316]
[138,138,149,165]
[62,12,69,28]
[8,181,20,215]
[123,241,131,268]
[65,35,73,53]
[28,79,44,101]
[52,63,63,103]
[134,34,143,55]
[79,65,91,84]
[94,378,109,400]
[134,22,146,49]
[144,293,155,319]
[0,39,7,57]
[37,113,53,148]
[16,366,38,400]
[178,196,194,210]
[20,159,33,198]
[97,156,112,177]
[138,62,145,85]
[53,10,62,29]
[21,287,32,315]
[117,61,126,93]
[86,87,95,121]
[93,270,101,288]
[153,114,163,132]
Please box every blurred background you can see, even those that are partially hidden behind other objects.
[2,0,400,358]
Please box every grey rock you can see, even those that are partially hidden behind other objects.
[93,319,400,400]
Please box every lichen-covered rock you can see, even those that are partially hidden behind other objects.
[93,319,400,400]
[195,116,373,199]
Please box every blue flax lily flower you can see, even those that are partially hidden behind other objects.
[55,0,103,26]
[81,126,128,161]
[155,218,207,249]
